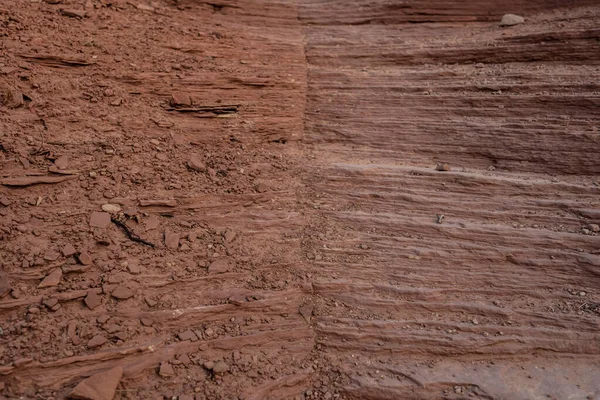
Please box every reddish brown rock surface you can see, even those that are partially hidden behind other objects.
[0,0,598,399]
[37,269,62,288]
[69,366,123,400]
[89,212,111,229]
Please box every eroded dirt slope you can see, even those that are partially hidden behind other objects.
[1,0,599,399]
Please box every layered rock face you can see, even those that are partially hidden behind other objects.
[0,0,598,399]
[299,1,600,398]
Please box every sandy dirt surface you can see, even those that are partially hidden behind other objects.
[1,0,599,399]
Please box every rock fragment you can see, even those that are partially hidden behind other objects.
[127,262,141,274]
[62,244,77,257]
[228,294,246,306]
[60,9,86,18]
[87,335,107,348]
[299,304,314,324]
[212,361,229,374]
[208,258,232,274]
[111,286,134,300]
[43,298,59,309]
[69,366,123,400]
[188,158,206,172]
[435,163,451,172]
[255,183,269,193]
[203,361,215,370]
[28,306,41,314]
[13,358,33,367]
[145,215,160,230]
[500,14,525,26]
[159,362,175,377]
[170,93,192,107]
[54,156,69,170]
[38,268,62,288]
[84,290,102,310]
[101,204,121,213]
[89,212,111,228]
[224,230,236,243]
[178,330,198,341]
[145,297,158,307]
[78,252,93,265]
[164,230,180,249]
[44,251,60,261]
[1,86,24,108]
[178,354,191,365]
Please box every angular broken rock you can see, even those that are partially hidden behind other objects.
[164,230,180,249]
[1,87,24,108]
[127,262,141,274]
[84,290,102,310]
[500,14,525,26]
[38,268,62,288]
[299,304,314,324]
[97,314,110,324]
[43,298,59,309]
[187,157,205,173]
[145,297,158,307]
[228,294,246,306]
[177,330,198,341]
[44,250,60,261]
[111,286,134,300]
[170,93,192,107]
[224,230,236,243]
[212,361,230,374]
[69,366,123,400]
[87,335,107,348]
[208,258,232,274]
[62,244,77,257]
[54,156,69,170]
[145,215,160,230]
[89,212,111,228]
[158,362,175,377]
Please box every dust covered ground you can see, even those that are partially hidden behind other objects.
[0,0,599,399]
